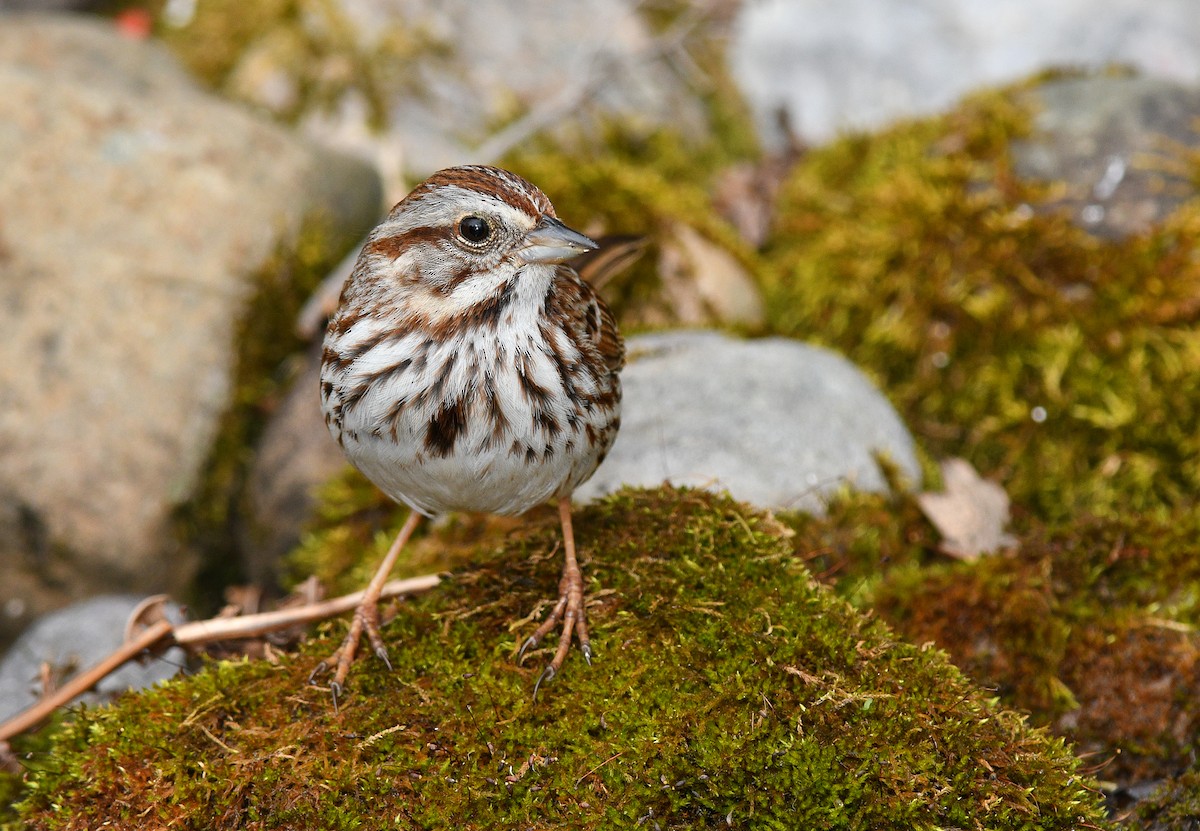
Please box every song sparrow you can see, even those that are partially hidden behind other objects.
[315,165,625,703]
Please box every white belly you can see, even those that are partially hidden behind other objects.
[324,321,618,517]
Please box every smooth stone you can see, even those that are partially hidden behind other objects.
[0,595,185,723]
[575,330,920,513]
[1012,75,1200,239]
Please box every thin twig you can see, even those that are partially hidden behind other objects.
[0,574,441,742]
[172,575,441,645]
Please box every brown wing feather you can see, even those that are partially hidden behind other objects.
[553,264,625,375]
[573,235,649,292]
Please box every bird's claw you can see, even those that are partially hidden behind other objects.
[532,664,556,700]
[308,660,330,685]
[375,645,393,672]
[518,635,539,663]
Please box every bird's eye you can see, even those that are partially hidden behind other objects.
[458,215,491,244]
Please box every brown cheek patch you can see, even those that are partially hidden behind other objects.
[367,225,446,259]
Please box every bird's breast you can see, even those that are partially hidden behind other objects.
[322,310,619,516]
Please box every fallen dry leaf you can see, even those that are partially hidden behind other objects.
[658,222,765,327]
[917,458,1018,560]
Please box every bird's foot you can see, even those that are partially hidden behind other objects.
[519,553,591,698]
[309,600,392,710]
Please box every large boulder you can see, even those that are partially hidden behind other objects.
[0,14,381,647]
[577,331,921,513]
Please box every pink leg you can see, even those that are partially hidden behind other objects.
[310,510,422,708]
[518,497,591,696]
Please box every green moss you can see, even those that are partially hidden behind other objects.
[762,87,1200,522]
[1,724,59,828]
[1133,769,1200,830]
[15,489,1105,830]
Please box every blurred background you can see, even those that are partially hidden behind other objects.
[4,5,1200,800]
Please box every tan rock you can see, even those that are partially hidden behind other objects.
[0,15,380,646]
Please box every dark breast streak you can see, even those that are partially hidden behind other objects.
[329,263,620,467]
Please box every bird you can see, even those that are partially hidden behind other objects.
[314,165,626,704]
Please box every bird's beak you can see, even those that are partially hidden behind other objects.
[517,216,597,265]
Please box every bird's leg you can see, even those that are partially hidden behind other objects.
[310,510,422,707]
[519,496,591,696]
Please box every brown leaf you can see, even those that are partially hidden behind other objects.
[657,222,764,326]
[917,458,1017,560]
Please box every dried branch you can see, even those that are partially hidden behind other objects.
[172,574,440,645]
[0,574,441,742]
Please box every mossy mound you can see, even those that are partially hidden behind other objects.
[14,489,1104,829]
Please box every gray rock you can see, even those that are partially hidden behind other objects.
[0,595,185,723]
[239,344,347,588]
[0,15,381,647]
[574,331,920,514]
[730,0,1200,150]
[1012,75,1200,239]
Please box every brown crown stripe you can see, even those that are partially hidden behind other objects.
[406,166,553,219]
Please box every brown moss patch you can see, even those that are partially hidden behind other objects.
[845,503,1200,787]
[1062,621,1200,785]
